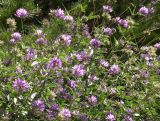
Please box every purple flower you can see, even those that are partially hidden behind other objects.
[90,38,100,48]
[16,66,23,74]
[24,48,35,61]
[72,64,86,77]
[35,37,47,45]
[15,8,28,18]
[88,75,99,86]
[109,64,120,75]
[60,89,71,100]
[154,42,160,49]
[104,27,114,36]
[50,104,59,111]
[103,5,113,13]
[138,6,149,16]
[11,32,22,43]
[50,8,65,19]
[13,78,30,92]
[48,104,59,119]
[149,7,155,14]
[32,99,45,111]
[83,24,91,38]
[60,34,72,46]
[75,51,90,62]
[68,80,77,89]
[115,17,129,28]
[10,39,17,44]
[88,95,97,106]
[140,70,149,78]
[115,17,121,23]
[152,0,157,4]
[141,53,150,61]
[47,57,62,69]
[100,59,109,68]
[88,74,99,81]
[124,115,133,121]
[106,112,115,121]
[119,19,129,28]
[80,114,88,121]
[58,108,71,119]
[64,15,74,22]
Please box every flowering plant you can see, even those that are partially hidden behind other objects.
[0,0,160,120]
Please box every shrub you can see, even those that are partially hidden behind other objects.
[0,0,160,120]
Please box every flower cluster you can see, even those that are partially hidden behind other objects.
[24,48,36,61]
[138,6,155,16]
[90,38,101,48]
[103,5,113,13]
[47,57,62,70]
[34,29,47,45]
[10,32,22,44]
[13,78,30,92]
[32,99,45,111]
[104,27,114,36]
[115,17,129,28]
[15,8,28,18]
[72,64,86,77]
[50,8,73,22]
[60,34,72,46]
[1,1,160,120]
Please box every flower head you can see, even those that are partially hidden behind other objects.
[48,104,59,119]
[140,70,149,78]
[58,108,71,120]
[124,115,133,121]
[60,34,72,46]
[75,51,90,62]
[72,64,86,77]
[154,42,160,49]
[80,114,88,121]
[104,27,114,36]
[100,59,109,68]
[109,64,120,75]
[138,6,149,16]
[64,15,74,22]
[68,80,77,89]
[83,24,91,38]
[106,112,115,121]
[47,57,62,69]
[7,18,16,29]
[50,9,65,19]
[150,7,155,14]
[35,37,47,45]
[15,8,28,18]
[32,99,45,111]
[50,104,59,111]
[90,38,100,48]
[11,32,22,41]
[13,78,30,92]
[24,48,35,61]
[88,95,97,106]
[34,29,45,38]
[103,5,113,13]
[115,17,129,28]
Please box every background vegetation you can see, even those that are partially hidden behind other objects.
[0,0,160,120]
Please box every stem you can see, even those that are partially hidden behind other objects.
[21,19,24,34]
[14,45,17,65]
[85,78,88,94]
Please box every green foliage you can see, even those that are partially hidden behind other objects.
[0,0,160,120]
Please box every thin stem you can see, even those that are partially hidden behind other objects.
[21,19,24,34]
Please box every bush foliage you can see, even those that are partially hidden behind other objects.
[0,0,160,120]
